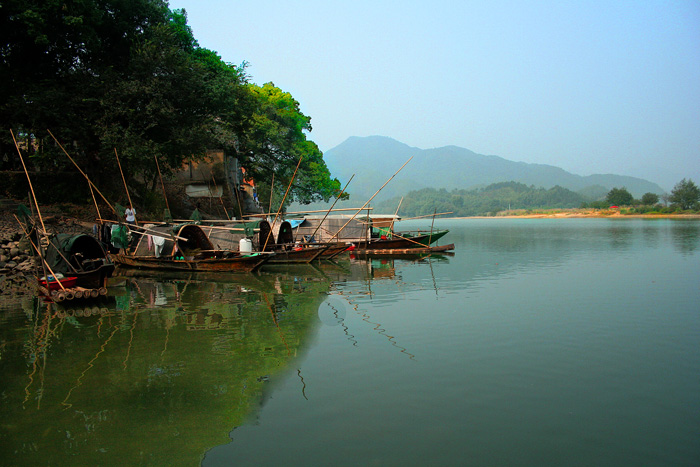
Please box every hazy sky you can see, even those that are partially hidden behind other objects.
[172,0,699,190]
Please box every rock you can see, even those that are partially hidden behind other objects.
[6,261,17,269]
[17,260,34,271]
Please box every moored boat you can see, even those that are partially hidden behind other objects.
[111,251,271,272]
[42,233,115,289]
[112,223,272,273]
[354,229,450,251]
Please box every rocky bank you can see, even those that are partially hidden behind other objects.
[0,208,93,300]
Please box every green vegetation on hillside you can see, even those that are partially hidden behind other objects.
[1,0,341,207]
[374,180,699,217]
[376,182,589,217]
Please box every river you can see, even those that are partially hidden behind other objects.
[1,218,699,466]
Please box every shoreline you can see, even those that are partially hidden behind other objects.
[449,213,700,219]
[438,209,700,220]
[2,206,698,298]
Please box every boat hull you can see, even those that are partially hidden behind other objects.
[355,229,449,250]
[265,245,328,264]
[111,253,270,272]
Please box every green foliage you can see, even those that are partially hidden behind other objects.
[0,1,338,206]
[376,181,588,217]
[605,187,634,206]
[235,82,342,204]
[669,179,700,210]
[641,192,660,205]
[584,200,610,209]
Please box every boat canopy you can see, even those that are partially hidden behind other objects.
[257,220,276,251]
[175,224,215,254]
[277,221,294,244]
[44,234,110,275]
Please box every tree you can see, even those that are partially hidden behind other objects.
[641,192,659,205]
[669,179,700,210]
[233,82,342,204]
[605,187,633,206]
[1,2,341,207]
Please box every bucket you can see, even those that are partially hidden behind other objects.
[239,238,253,254]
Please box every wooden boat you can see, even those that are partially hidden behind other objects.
[264,244,329,264]
[111,251,271,272]
[35,234,113,302]
[256,220,329,264]
[42,233,115,289]
[318,242,351,260]
[113,224,272,273]
[39,274,78,291]
[354,229,450,251]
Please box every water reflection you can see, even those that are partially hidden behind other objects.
[0,268,336,466]
[0,255,451,465]
[4,219,698,465]
[670,220,700,255]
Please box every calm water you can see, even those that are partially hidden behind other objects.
[1,218,699,466]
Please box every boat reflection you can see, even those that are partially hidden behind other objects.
[0,254,452,465]
[0,269,333,466]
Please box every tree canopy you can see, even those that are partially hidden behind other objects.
[1,0,341,206]
[605,187,634,206]
[641,192,659,206]
[669,179,700,210]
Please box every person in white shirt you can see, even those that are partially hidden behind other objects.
[125,205,136,225]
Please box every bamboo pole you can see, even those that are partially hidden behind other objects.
[154,155,171,215]
[10,131,65,292]
[263,156,303,251]
[211,175,230,220]
[12,131,48,234]
[268,173,274,215]
[88,183,102,221]
[246,206,373,217]
[13,214,67,293]
[328,157,413,242]
[390,196,404,234]
[96,219,187,241]
[308,174,355,242]
[114,148,136,225]
[395,212,453,222]
[232,177,244,219]
[47,129,117,215]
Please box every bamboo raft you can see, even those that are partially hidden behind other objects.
[37,285,108,303]
[354,243,455,255]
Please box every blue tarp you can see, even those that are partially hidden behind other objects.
[285,218,304,229]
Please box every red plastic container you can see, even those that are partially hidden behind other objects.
[39,276,78,291]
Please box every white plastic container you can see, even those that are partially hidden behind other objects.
[239,238,253,254]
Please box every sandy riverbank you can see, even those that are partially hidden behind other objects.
[450,209,700,219]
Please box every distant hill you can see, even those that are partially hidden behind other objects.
[320,136,665,205]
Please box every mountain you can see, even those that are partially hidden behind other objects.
[321,136,665,204]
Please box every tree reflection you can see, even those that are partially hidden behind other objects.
[671,220,700,255]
